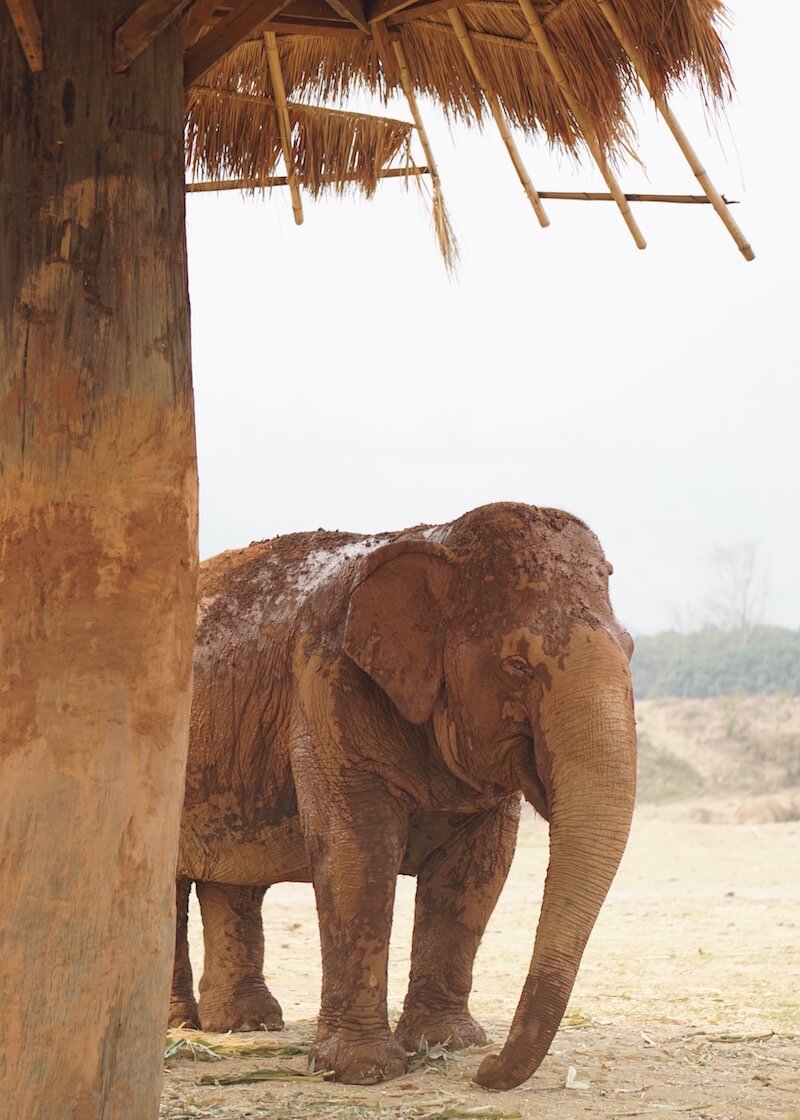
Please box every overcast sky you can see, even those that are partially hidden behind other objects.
[185,2,798,636]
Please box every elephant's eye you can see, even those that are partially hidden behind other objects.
[503,656,531,677]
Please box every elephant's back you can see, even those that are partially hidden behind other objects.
[195,529,393,658]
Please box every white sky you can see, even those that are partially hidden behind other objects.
[185,2,799,635]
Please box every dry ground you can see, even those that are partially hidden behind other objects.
[162,793,800,1120]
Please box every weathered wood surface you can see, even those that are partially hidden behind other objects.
[3,0,43,70]
[114,0,193,70]
[0,2,198,1117]
[183,0,290,85]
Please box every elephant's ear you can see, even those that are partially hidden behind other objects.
[344,539,455,725]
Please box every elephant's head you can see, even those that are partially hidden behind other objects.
[344,502,636,1089]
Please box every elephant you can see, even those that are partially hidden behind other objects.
[170,502,637,1090]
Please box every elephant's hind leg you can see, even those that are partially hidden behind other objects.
[395,796,520,1052]
[196,881,284,1032]
[169,877,200,1029]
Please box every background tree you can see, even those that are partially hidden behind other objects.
[705,542,769,640]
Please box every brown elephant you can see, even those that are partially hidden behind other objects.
[170,502,636,1090]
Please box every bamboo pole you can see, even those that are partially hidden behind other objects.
[448,8,549,229]
[595,0,754,261]
[391,35,458,268]
[535,191,737,204]
[186,166,431,191]
[263,31,303,225]
[186,182,729,203]
[517,0,644,248]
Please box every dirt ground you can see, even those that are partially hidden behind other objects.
[162,795,799,1120]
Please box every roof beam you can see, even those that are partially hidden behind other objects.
[388,0,473,25]
[184,0,290,85]
[114,0,193,70]
[181,0,225,48]
[272,0,341,18]
[370,17,400,85]
[323,0,369,32]
[367,0,419,24]
[4,0,43,72]
[262,16,364,36]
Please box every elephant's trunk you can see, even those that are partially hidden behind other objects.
[475,628,636,1090]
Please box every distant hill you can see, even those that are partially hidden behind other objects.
[636,694,800,802]
[631,625,800,700]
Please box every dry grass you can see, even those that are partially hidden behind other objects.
[192,1,732,165]
[186,87,416,198]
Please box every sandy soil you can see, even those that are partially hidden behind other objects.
[162,802,800,1120]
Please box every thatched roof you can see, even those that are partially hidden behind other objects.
[186,88,419,198]
[198,0,731,159]
[88,0,752,260]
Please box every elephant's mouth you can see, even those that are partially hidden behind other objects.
[500,730,549,821]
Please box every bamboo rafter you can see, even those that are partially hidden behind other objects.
[536,191,738,203]
[595,0,754,260]
[264,31,304,224]
[4,0,43,71]
[517,0,644,249]
[186,165,430,190]
[449,7,548,228]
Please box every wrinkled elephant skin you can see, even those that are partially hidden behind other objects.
[172,502,637,1088]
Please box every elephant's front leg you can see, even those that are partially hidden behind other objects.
[295,762,410,1084]
[196,881,284,1032]
[395,796,520,1052]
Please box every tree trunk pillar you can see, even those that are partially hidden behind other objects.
[0,4,198,1116]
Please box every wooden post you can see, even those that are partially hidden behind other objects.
[0,3,198,1117]
[595,0,754,260]
[264,31,304,225]
[391,34,458,268]
[517,0,644,248]
[448,8,549,229]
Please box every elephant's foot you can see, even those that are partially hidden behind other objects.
[394,1007,487,1052]
[168,996,200,1031]
[311,1029,407,1084]
[199,980,284,1033]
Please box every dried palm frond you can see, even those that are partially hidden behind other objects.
[608,0,732,104]
[192,0,732,164]
[186,87,415,198]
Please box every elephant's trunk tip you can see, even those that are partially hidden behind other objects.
[473,1052,523,1091]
